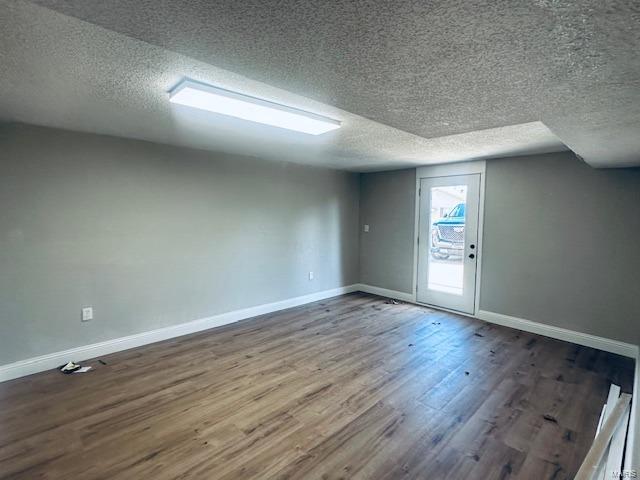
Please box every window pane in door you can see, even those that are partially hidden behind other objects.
[427,185,467,296]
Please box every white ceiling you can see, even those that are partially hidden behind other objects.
[1,0,572,171]
[33,0,639,168]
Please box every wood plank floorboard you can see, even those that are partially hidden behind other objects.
[0,293,634,479]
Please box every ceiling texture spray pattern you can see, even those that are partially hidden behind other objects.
[2,0,640,168]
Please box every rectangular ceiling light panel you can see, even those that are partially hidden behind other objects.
[169,80,341,135]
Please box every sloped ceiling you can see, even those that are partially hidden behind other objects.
[3,0,640,169]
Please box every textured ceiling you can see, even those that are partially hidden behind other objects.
[28,0,640,168]
[0,0,567,171]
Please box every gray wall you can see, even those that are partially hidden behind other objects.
[359,169,415,293]
[481,152,640,345]
[2,124,639,366]
[358,152,640,344]
[0,124,360,364]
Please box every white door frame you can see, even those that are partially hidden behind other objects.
[412,161,487,316]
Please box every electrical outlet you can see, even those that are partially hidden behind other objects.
[308,271,314,281]
[81,307,93,322]
[363,224,370,232]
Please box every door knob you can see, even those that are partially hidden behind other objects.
[469,253,475,259]
[470,244,475,249]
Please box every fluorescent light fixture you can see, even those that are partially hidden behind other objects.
[169,80,341,135]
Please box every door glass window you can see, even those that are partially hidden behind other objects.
[427,185,467,296]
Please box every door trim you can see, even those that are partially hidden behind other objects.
[412,161,487,315]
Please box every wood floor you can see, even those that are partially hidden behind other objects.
[0,293,634,480]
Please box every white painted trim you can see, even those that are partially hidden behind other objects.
[415,160,488,179]
[359,287,639,463]
[3,283,637,469]
[477,310,638,359]
[625,348,639,472]
[415,300,477,319]
[0,284,359,383]
[477,311,639,470]
[411,169,420,304]
[474,167,486,316]
[357,287,638,358]
[413,161,486,315]
[357,285,480,320]
[355,283,415,303]
[606,402,630,480]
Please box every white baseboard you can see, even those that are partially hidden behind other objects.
[0,284,359,383]
[355,283,415,303]
[476,310,638,359]
[3,285,638,466]
[355,287,638,358]
[477,310,638,470]
[357,288,640,463]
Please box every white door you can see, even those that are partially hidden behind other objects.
[416,174,480,314]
